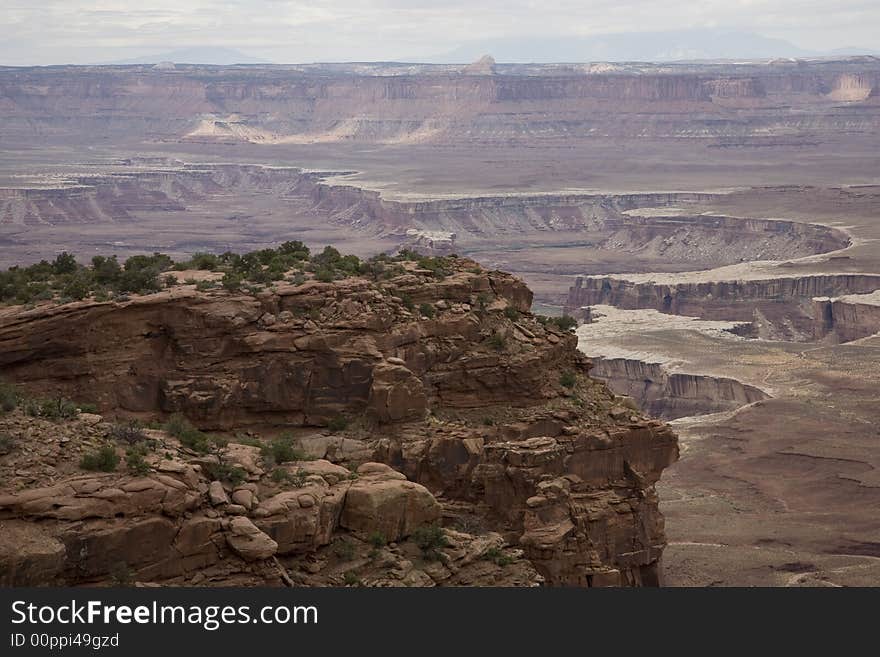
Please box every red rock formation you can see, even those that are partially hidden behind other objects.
[0,259,678,586]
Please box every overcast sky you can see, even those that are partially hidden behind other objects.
[1,0,878,65]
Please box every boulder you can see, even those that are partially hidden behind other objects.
[340,464,440,541]
[225,517,277,561]
[208,481,229,506]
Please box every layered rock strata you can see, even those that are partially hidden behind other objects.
[0,259,678,586]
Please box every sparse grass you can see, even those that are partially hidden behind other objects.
[343,571,360,587]
[80,445,120,472]
[560,371,577,388]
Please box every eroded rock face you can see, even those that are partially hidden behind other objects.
[0,259,678,586]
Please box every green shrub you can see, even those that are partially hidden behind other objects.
[549,315,577,332]
[125,444,151,475]
[504,307,521,321]
[111,562,135,586]
[333,538,356,561]
[269,467,307,488]
[162,274,179,287]
[560,372,577,388]
[327,415,348,433]
[163,415,216,454]
[315,268,335,283]
[0,383,18,413]
[189,253,221,271]
[0,433,14,455]
[289,468,308,488]
[124,253,173,273]
[419,303,435,318]
[61,270,93,300]
[164,413,188,435]
[343,571,360,587]
[203,462,247,486]
[25,397,78,420]
[92,256,122,284]
[368,531,387,549]
[412,524,448,561]
[483,547,514,566]
[80,445,120,472]
[52,252,78,275]
[195,280,217,292]
[262,436,306,465]
[221,271,243,292]
[78,402,98,414]
[179,427,210,454]
[488,332,506,351]
[116,266,160,295]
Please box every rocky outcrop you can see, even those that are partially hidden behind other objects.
[0,259,678,586]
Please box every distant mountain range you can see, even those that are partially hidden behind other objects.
[426,29,880,63]
[100,32,879,66]
[104,47,270,65]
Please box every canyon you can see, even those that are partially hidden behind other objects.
[2,57,880,586]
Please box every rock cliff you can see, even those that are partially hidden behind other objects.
[0,257,678,587]
[2,60,879,145]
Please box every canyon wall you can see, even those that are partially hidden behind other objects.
[0,260,678,586]
[2,61,879,144]
[0,164,851,272]
[588,357,769,419]
[567,273,880,340]
[813,292,880,342]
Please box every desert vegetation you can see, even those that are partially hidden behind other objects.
[0,243,460,307]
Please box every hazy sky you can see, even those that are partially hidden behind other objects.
[1,0,878,65]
